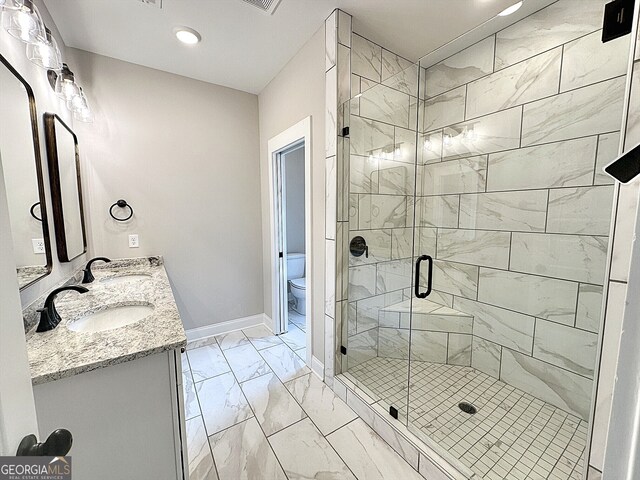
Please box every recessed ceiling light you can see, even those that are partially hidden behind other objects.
[498,1,523,16]
[174,27,201,45]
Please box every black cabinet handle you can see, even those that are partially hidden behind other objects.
[415,255,433,299]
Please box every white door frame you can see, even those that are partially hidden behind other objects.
[267,117,312,366]
[272,147,291,337]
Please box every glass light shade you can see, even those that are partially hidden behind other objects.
[26,27,63,71]
[73,105,94,123]
[54,64,80,101]
[0,0,20,11]
[70,88,93,122]
[2,0,46,45]
[67,87,87,112]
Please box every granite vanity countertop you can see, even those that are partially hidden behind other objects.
[25,257,187,385]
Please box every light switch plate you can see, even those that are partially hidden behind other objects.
[128,234,139,248]
[32,238,45,254]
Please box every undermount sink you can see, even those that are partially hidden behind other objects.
[68,304,154,333]
[100,273,152,286]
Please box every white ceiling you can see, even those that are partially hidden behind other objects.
[43,0,518,94]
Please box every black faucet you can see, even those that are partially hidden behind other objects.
[36,286,89,332]
[82,257,111,283]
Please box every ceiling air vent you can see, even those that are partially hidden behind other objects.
[241,0,283,15]
[138,0,162,8]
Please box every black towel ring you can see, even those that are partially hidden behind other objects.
[30,202,42,222]
[109,199,134,222]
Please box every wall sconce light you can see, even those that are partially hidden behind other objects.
[2,1,93,123]
[73,105,94,123]
[48,65,94,122]
[53,63,80,101]
[26,27,63,71]
[67,86,86,111]
[70,88,93,123]
[1,0,46,45]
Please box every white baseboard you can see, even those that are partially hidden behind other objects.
[262,314,273,332]
[311,356,324,379]
[185,313,267,342]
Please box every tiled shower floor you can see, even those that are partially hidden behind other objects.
[345,357,587,480]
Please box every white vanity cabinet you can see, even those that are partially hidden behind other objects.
[32,349,188,480]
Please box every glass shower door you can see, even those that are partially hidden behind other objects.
[407,5,627,477]
[342,59,422,424]
[338,2,630,480]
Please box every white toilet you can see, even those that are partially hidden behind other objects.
[287,253,306,315]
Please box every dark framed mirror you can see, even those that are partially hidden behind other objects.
[44,113,87,262]
[0,54,52,289]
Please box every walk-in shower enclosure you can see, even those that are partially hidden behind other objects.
[326,1,637,479]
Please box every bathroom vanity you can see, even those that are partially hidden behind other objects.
[24,257,188,480]
[1,50,187,478]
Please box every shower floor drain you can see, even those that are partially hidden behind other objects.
[458,402,477,415]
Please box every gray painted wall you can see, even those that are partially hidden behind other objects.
[67,48,263,331]
[284,146,305,255]
[259,25,326,362]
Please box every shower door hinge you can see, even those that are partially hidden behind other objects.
[340,345,347,355]
[279,252,283,258]
[389,406,399,420]
[341,127,350,137]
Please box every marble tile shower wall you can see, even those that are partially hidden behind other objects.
[589,9,640,475]
[325,9,353,388]
[413,0,630,421]
[346,32,425,371]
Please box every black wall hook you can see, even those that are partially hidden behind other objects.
[109,199,134,222]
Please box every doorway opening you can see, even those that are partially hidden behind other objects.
[268,117,312,366]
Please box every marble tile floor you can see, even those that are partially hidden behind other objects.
[287,307,307,332]
[345,357,587,480]
[182,326,423,480]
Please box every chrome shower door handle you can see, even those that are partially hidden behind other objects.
[415,255,433,299]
